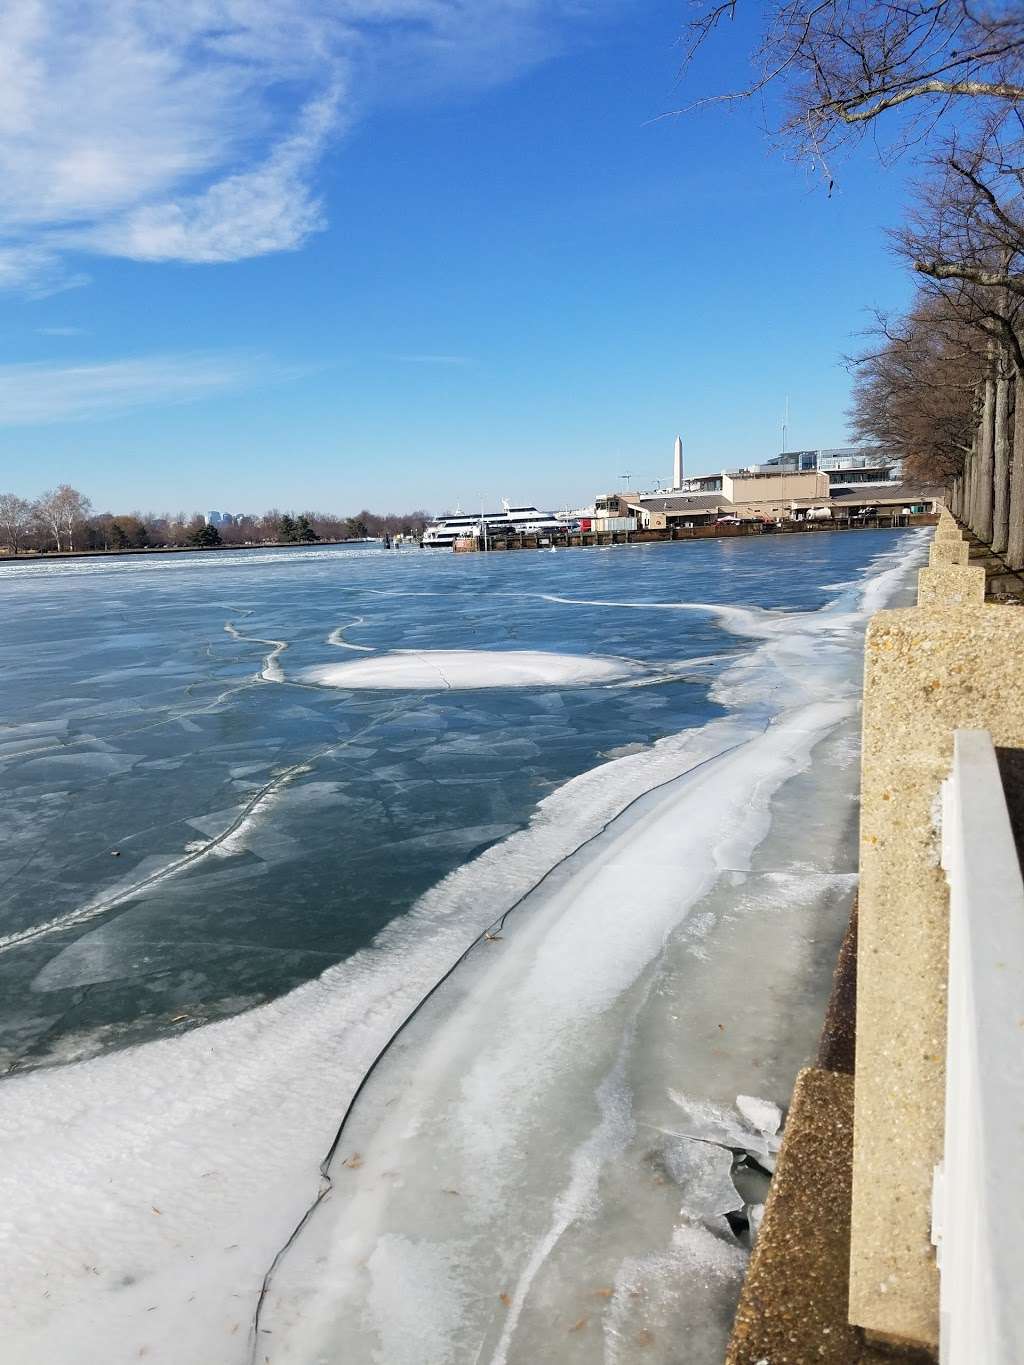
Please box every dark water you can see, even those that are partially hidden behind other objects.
[0,531,913,1070]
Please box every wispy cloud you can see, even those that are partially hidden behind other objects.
[0,246,88,298]
[35,326,87,337]
[396,353,471,366]
[0,2,617,292]
[0,353,264,424]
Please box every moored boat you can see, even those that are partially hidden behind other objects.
[422,500,570,547]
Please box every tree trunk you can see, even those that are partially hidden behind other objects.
[1008,373,1024,571]
[974,369,996,542]
[965,438,978,533]
[992,366,1012,554]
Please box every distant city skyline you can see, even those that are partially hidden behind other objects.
[0,2,917,512]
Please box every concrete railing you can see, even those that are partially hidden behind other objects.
[934,730,1024,1365]
[850,508,1024,1351]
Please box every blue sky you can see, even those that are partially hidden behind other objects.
[0,0,919,515]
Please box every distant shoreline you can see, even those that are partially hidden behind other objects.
[0,517,940,567]
[0,538,383,565]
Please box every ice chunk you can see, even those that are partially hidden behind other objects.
[736,1094,782,1137]
[667,1090,782,1165]
[665,1138,744,1220]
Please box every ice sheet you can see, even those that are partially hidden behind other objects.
[0,528,931,1365]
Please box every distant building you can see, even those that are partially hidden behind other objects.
[594,492,639,518]
[635,493,724,529]
[598,439,928,533]
[205,510,222,525]
[680,473,724,494]
[762,447,902,492]
[723,468,829,511]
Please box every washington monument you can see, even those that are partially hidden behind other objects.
[673,434,683,490]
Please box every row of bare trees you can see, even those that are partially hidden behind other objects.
[684,0,1024,566]
[0,488,432,556]
[0,486,94,554]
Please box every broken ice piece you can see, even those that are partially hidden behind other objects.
[665,1137,744,1219]
[666,1089,780,1163]
[735,1094,782,1137]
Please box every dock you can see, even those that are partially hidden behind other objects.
[451,512,939,552]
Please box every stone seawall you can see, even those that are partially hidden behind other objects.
[725,507,1024,1363]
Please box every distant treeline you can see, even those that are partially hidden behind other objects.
[0,485,433,554]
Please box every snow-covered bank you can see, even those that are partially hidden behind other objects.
[0,531,929,1365]
[256,703,859,1365]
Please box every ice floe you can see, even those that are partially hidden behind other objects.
[300,648,646,690]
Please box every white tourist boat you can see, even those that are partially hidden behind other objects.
[421,500,570,547]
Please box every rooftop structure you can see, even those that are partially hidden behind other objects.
[763,447,903,492]
[614,433,917,520]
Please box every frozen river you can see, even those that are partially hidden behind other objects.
[0,531,928,1364]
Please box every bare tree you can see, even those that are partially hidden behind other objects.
[897,129,1024,355]
[0,493,34,555]
[849,294,984,480]
[34,488,63,551]
[889,127,1024,558]
[683,0,1024,171]
[34,484,93,552]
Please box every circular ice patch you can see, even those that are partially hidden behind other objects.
[300,649,643,690]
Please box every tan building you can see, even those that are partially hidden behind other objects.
[636,493,726,528]
[722,469,828,517]
[611,469,938,534]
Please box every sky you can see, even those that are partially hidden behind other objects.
[0,0,922,515]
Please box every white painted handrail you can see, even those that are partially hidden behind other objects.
[937,730,1024,1365]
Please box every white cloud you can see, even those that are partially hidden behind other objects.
[0,1,617,291]
[0,353,263,423]
[35,327,87,337]
[72,86,342,264]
